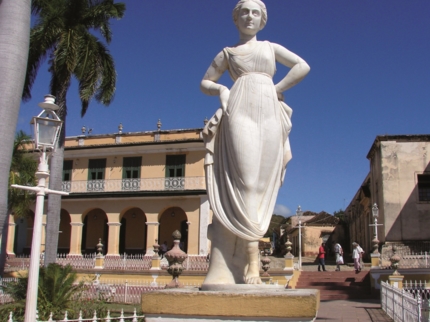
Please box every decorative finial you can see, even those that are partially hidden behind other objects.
[96,238,103,256]
[164,230,188,288]
[118,123,123,134]
[153,239,160,259]
[285,236,292,255]
[82,125,86,134]
[157,119,162,131]
[38,94,59,111]
[390,245,401,275]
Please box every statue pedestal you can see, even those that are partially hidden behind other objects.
[142,285,319,322]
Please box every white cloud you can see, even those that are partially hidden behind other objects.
[274,204,292,217]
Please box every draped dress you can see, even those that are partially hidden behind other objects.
[203,41,293,241]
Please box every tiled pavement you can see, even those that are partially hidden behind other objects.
[317,299,393,322]
[269,256,393,321]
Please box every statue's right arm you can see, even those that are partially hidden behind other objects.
[201,51,230,112]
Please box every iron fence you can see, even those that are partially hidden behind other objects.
[7,308,144,321]
[381,280,428,321]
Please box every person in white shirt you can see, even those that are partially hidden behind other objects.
[352,242,364,273]
[333,242,343,271]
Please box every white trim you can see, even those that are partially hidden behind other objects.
[146,222,160,226]
[107,222,121,226]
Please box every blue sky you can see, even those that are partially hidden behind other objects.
[17,0,430,217]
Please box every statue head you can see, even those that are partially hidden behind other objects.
[232,0,268,31]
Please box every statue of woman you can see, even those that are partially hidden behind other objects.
[201,0,310,285]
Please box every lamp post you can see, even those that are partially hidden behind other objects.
[369,203,382,254]
[296,205,303,270]
[369,203,383,269]
[11,95,69,322]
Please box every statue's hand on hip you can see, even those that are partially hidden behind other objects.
[219,87,230,114]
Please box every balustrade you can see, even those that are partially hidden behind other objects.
[61,176,205,193]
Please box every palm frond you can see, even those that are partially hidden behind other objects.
[94,41,116,106]
[8,131,37,217]
[84,0,125,43]
[23,15,64,101]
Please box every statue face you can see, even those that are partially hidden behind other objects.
[236,1,262,36]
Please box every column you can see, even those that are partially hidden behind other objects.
[106,222,121,257]
[145,222,159,255]
[69,223,84,256]
[199,196,210,255]
[6,215,16,258]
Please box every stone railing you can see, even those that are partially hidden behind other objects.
[184,255,209,271]
[56,253,97,270]
[103,254,152,271]
[62,176,205,193]
[81,280,166,304]
[381,242,430,269]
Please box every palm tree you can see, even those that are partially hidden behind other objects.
[0,263,85,320]
[8,131,37,218]
[23,0,126,265]
[0,0,32,276]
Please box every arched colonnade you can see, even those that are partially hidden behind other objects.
[7,206,191,257]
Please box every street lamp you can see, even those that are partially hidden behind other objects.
[296,205,303,270]
[11,94,69,322]
[369,203,382,254]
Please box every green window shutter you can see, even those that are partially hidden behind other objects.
[123,157,142,179]
[165,155,185,178]
[63,160,73,181]
[88,159,106,180]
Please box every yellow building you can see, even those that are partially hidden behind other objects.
[6,126,211,258]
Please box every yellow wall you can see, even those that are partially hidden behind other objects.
[68,151,204,180]
[61,195,202,255]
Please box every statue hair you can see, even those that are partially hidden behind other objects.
[232,0,268,30]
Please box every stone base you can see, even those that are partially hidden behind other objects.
[142,285,319,322]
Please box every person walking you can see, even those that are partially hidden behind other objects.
[333,241,343,271]
[352,242,364,273]
[318,242,326,272]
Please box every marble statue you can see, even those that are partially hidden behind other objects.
[201,0,310,285]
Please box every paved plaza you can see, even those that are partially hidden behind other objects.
[318,299,393,322]
[269,256,393,321]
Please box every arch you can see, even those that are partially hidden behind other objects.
[58,209,71,254]
[81,209,108,255]
[159,207,188,252]
[13,211,34,255]
[119,208,147,255]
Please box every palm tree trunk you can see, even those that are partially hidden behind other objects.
[44,145,65,264]
[44,97,68,265]
[0,0,31,275]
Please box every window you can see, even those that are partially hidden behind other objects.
[165,155,185,190]
[87,159,106,192]
[62,160,73,192]
[418,174,430,201]
[122,157,141,191]
[88,159,106,180]
[123,157,142,179]
[63,160,73,181]
[165,155,185,177]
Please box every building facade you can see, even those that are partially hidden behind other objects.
[6,127,211,257]
[346,135,430,257]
